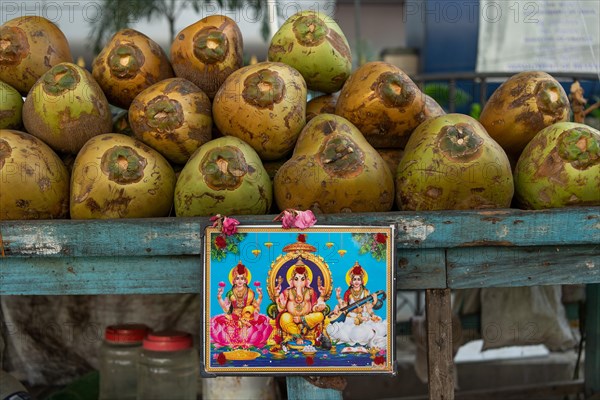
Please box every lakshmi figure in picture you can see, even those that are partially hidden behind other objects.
[275,259,328,346]
[327,261,388,349]
[210,261,272,348]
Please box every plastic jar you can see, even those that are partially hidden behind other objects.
[98,323,149,400]
[137,330,198,400]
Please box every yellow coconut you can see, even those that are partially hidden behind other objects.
[335,61,425,149]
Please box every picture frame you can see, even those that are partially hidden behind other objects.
[202,225,396,375]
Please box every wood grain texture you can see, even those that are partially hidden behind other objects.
[0,218,205,257]
[1,208,598,257]
[0,256,201,295]
[426,289,455,400]
[586,284,600,396]
[447,245,600,289]
[397,249,446,289]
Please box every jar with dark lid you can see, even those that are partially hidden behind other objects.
[137,330,198,400]
[98,323,149,400]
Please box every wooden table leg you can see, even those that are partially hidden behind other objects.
[585,283,599,397]
[426,288,455,400]
[286,377,343,400]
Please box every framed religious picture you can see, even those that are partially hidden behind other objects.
[202,225,396,375]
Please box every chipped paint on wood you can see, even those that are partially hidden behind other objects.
[398,218,435,244]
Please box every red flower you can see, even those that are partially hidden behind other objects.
[295,266,306,275]
[374,355,385,365]
[215,235,227,249]
[273,335,282,344]
[375,233,387,244]
[352,265,363,275]
[236,262,246,275]
[305,356,314,366]
[297,234,306,243]
[217,352,226,365]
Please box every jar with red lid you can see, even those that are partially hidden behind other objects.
[98,323,149,400]
[137,330,198,400]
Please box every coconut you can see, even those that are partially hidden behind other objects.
[170,15,243,99]
[92,28,174,109]
[174,136,272,216]
[514,122,599,209]
[306,92,339,122]
[70,133,176,219]
[0,16,73,94]
[479,71,570,158]
[396,113,514,211]
[212,61,307,161]
[112,110,134,137]
[0,81,23,129]
[0,129,69,220]
[335,61,425,149]
[129,77,212,165]
[23,62,112,154]
[268,10,352,93]
[274,114,394,213]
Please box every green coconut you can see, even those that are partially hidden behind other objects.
[0,129,69,220]
[274,114,394,213]
[514,122,599,209]
[268,10,351,93]
[0,81,23,129]
[70,133,176,219]
[174,136,272,216]
[23,62,112,154]
[396,113,514,211]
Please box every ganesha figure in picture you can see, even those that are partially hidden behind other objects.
[210,261,272,348]
[274,259,328,345]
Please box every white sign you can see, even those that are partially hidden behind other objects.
[477,1,600,74]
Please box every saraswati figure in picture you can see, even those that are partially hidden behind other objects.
[275,259,328,346]
[326,261,388,350]
[210,261,272,349]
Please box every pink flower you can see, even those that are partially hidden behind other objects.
[253,281,261,287]
[294,210,316,229]
[280,210,296,229]
[218,281,226,288]
[222,217,240,236]
[210,315,273,348]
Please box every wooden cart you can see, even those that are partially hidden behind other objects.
[1,207,598,399]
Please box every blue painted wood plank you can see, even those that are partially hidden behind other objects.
[0,218,204,257]
[585,283,600,396]
[1,208,598,257]
[397,249,446,289]
[286,377,342,400]
[447,246,600,289]
[0,256,201,295]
